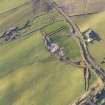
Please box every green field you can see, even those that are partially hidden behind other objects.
[0,0,26,13]
[0,31,86,105]
[0,2,33,34]
[0,1,98,105]
[42,21,81,60]
[73,11,105,68]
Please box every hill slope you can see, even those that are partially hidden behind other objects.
[0,1,97,105]
[0,31,85,105]
[73,11,105,69]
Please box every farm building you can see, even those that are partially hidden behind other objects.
[1,27,19,41]
[83,29,99,43]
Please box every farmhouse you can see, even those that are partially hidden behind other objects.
[43,35,60,54]
[0,26,19,41]
[50,43,59,53]
[83,29,98,43]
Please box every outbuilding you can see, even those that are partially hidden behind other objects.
[83,29,98,43]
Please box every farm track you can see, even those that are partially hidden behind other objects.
[48,0,105,104]
[50,0,105,83]
[0,1,105,104]
[41,25,85,68]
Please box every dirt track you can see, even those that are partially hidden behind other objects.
[50,0,105,83]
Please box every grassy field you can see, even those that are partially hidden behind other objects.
[0,1,97,105]
[42,21,81,60]
[0,2,33,33]
[0,31,86,105]
[73,11,105,68]
[0,0,26,13]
